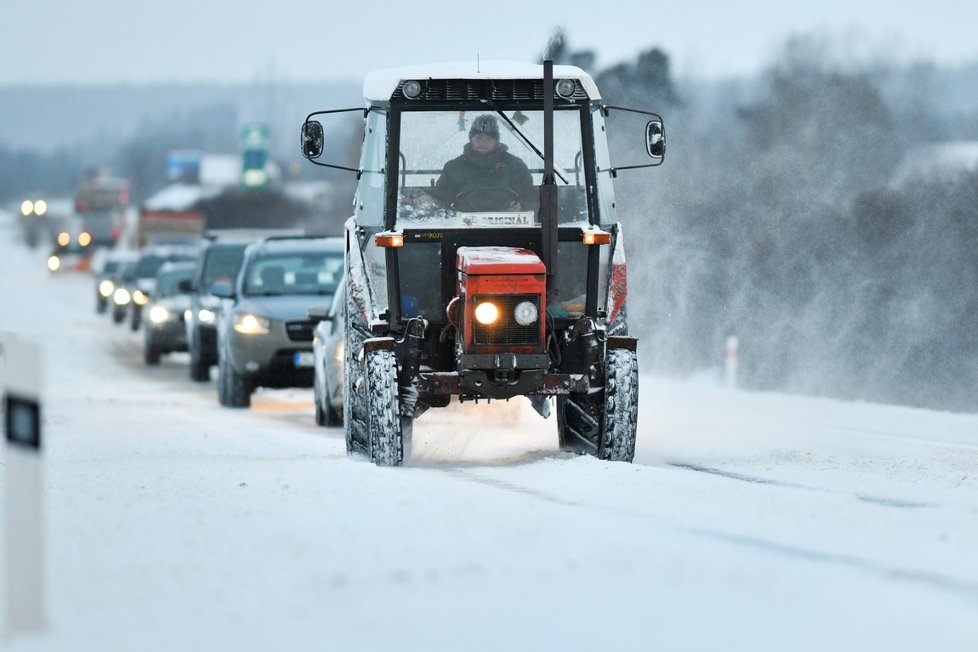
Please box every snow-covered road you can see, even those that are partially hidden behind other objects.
[1,218,977,651]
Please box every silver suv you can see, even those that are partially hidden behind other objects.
[213,236,344,408]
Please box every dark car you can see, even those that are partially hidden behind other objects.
[311,279,345,426]
[184,239,251,382]
[125,245,199,331]
[110,260,138,324]
[143,262,196,365]
[213,236,344,408]
[47,229,94,274]
[94,249,138,314]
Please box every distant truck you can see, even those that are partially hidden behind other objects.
[136,184,208,249]
[74,173,130,247]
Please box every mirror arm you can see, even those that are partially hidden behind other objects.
[307,160,362,174]
[600,105,664,121]
[607,161,664,177]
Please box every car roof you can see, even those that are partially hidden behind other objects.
[250,236,344,256]
[158,261,196,276]
[137,245,198,260]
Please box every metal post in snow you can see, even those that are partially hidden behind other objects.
[1,333,46,634]
[725,335,739,390]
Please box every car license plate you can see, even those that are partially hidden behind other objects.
[294,351,314,368]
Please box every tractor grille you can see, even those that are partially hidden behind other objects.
[393,79,588,102]
[285,320,315,342]
[472,295,541,347]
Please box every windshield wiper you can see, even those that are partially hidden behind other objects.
[493,109,569,184]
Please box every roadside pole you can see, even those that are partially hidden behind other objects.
[1,333,46,634]
[725,335,739,390]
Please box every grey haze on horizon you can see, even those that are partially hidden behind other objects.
[2,0,978,86]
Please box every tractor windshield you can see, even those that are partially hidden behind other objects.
[395,109,588,228]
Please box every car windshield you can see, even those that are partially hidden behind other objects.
[202,244,247,288]
[395,109,588,228]
[244,252,344,296]
[134,253,195,279]
[157,270,193,297]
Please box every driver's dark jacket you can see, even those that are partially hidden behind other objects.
[434,142,535,211]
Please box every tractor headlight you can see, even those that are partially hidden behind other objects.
[233,313,270,335]
[513,301,538,326]
[148,305,170,324]
[47,256,61,272]
[133,290,149,305]
[99,280,115,297]
[198,308,216,324]
[474,301,499,326]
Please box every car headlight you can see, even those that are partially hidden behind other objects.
[148,305,170,324]
[233,313,271,335]
[474,301,499,326]
[99,280,115,297]
[513,301,538,326]
[47,256,61,272]
[198,309,216,324]
[133,290,149,305]
[113,288,131,305]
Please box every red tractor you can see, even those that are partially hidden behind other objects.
[301,60,665,465]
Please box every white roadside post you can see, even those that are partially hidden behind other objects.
[1,333,46,634]
[725,335,739,390]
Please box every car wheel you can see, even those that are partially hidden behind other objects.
[189,328,210,382]
[220,348,251,408]
[325,384,343,427]
[144,335,161,366]
[314,368,327,427]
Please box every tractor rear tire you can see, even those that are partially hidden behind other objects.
[364,348,402,467]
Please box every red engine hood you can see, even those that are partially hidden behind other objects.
[456,246,546,276]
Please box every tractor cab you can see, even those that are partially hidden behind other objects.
[302,61,665,466]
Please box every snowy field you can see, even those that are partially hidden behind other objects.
[1,212,977,651]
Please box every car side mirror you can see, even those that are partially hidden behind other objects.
[210,281,235,300]
[308,306,329,322]
[646,119,666,160]
[301,121,325,159]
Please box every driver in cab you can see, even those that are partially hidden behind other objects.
[434,114,535,213]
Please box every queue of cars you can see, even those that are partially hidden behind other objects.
[88,234,346,426]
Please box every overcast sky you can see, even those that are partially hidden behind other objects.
[2,0,977,85]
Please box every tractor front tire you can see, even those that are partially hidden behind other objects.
[364,348,403,467]
[597,349,638,462]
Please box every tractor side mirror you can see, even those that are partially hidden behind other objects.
[646,120,666,160]
[301,121,325,159]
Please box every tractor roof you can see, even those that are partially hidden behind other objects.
[363,61,601,103]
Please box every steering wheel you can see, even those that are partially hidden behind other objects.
[450,187,521,212]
